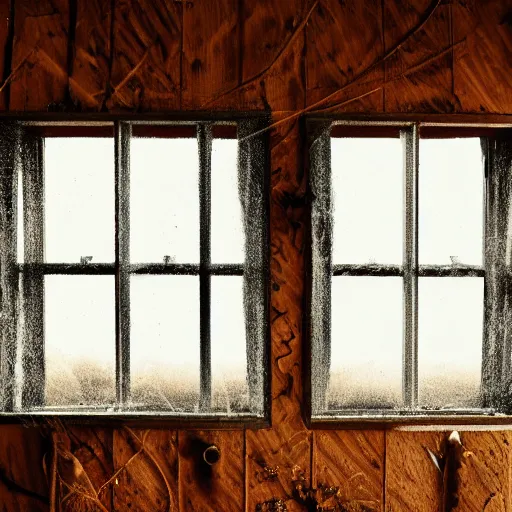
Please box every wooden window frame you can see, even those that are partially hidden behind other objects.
[0,116,270,428]
[307,118,512,424]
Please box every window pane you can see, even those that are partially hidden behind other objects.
[131,138,199,264]
[45,276,115,407]
[329,277,403,410]
[418,277,483,409]
[130,276,200,411]
[211,276,248,413]
[211,139,244,263]
[419,138,483,265]
[45,138,115,263]
[331,138,403,264]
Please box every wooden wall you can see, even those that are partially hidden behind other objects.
[1,0,512,510]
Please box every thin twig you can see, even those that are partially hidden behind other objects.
[0,47,37,95]
[97,446,144,495]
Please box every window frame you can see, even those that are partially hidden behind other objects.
[0,114,271,428]
[306,118,512,425]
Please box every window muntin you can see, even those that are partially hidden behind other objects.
[0,119,268,418]
[309,121,497,418]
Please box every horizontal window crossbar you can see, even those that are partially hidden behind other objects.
[332,264,484,277]
[17,263,245,276]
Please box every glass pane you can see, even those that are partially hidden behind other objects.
[418,277,483,409]
[130,276,200,411]
[45,138,115,263]
[331,138,403,264]
[131,138,199,264]
[45,276,115,407]
[211,277,248,412]
[211,139,244,263]
[328,277,403,410]
[419,138,483,265]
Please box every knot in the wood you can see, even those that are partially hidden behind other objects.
[203,444,220,465]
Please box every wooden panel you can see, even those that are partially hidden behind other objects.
[240,0,305,111]
[384,0,454,113]
[454,431,512,512]
[181,0,239,110]
[385,430,445,512]
[108,0,181,110]
[246,116,311,511]
[52,426,113,511]
[453,0,512,113]
[70,0,111,110]
[0,425,49,512]
[313,430,384,511]
[179,430,243,511]
[0,0,12,111]
[10,0,69,111]
[112,428,178,511]
[306,0,384,113]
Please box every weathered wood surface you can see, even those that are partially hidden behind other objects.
[1,0,512,510]
[113,428,178,511]
[178,430,244,511]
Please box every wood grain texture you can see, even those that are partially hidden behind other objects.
[384,0,454,113]
[0,425,49,512]
[385,430,445,512]
[454,431,512,512]
[52,425,113,511]
[181,0,239,110]
[112,428,178,512]
[70,0,111,110]
[240,0,305,111]
[108,0,181,110]
[178,430,244,511]
[0,0,12,111]
[246,116,311,512]
[306,0,384,113]
[313,430,384,511]
[453,0,512,113]
[10,0,69,111]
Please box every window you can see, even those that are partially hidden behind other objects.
[308,120,512,419]
[0,118,269,418]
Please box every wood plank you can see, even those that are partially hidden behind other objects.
[313,430,384,512]
[385,430,445,512]
[384,0,454,113]
[179,430,243,511]
[454,431,512,512]
[306,0,384,113]
[52,426,113,512]
[10,0,69,111]
[70,0,111,110]
[0,0,12,111]
[181,0,239,110]
[246,115,311,511]
[0,425,49,512]
[108,0,181,110]
[112,428,178,512]
[240,0,305,112]
[453,0,512,113]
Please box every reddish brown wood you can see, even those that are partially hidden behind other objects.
[181,0,239,110]
[313,430,385,511]
[10,0,69,111]
[108,0,181,110]
[306,0,384,113]
[240,0,305,111]
[0,0,11,111]
[178,430,244,511]
[454,431,512,512]
[70,0,111,110]
[0,425,49,512]
[112,428,178,511]
[384,0,454,113]
[453,0,512,114]
[385,431,445,512]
